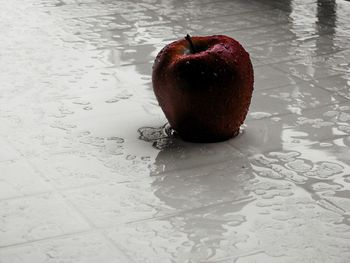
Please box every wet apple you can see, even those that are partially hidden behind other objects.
[152,34,254,142]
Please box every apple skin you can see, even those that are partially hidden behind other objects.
[152,35,254,143]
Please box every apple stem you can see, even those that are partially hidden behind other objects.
[185,34,196,53]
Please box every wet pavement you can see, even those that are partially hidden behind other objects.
[1,0,350,262]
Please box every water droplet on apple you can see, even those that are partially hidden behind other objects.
[164,124,177,137]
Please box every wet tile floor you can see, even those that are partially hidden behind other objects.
[1,0,350,262]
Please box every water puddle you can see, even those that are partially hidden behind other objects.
[138,123,178,150]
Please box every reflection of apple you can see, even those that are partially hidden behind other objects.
[152,34,254,142]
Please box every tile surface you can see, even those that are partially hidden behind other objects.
[1,0,350,262]
[0,193,90,247]
[0,232,130,263]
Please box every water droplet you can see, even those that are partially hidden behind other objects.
[271,117,281,122]
[285,159,312,172]
[59,108,74,115]
[319,142,333,147]
[105,90,132,103]
[105,98,119,103]
[269,151,300,162]
[339,112,350,122]
[323,110,338,117]
[339,106,350,111]
[138,124,169,142]
[305,162,344,178]
[73,100,90,105]
[311,182,341,192]
[338,125,350,133]
[126,154,136,160]
[141,156,151,161]
[250,112,273,120]
[107,137,124,143]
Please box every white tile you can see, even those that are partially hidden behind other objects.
[105,144,350,262]
[313,74,350,99]
[248,81,346,119]
[0,160,53,200]
[141,135,244,174]
[0,139,19,162]
[273,55,341,82]
[232,101,350,155]
[253,65,302,90]
[106,183,350,263]
[63,182,174,227]
[63,156,252,228]
[1,0,350,261]
[0,232,130,263]
[183,13,264,36]
[0,193,90,247]
[30,152,130,189]
[105,199,254,263]
[147,157,253,209]
[231,24,297,48]
[248,42,300,65]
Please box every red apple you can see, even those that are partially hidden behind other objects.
[152,34,254,142]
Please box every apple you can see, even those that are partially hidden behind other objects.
[152,34,254,142]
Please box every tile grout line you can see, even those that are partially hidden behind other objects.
[0,132,133,259]
[0,195,256,251]
[27,159,135,262]
[1,96,349,203]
